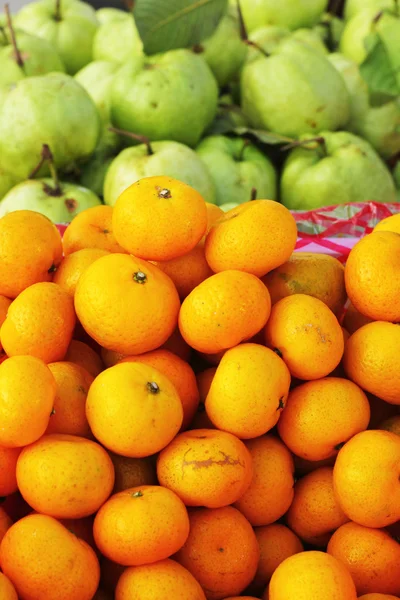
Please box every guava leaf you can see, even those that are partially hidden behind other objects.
[133,0,228,55]
[360,30,400,105]
[234,127,294,146]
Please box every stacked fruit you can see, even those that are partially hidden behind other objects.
[0,178,399,600]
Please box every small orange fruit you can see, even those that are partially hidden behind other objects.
[343,301,373,335]
[205,202,224,232]
[253,524,303,589]
[62,205,125,255]
[277,377,370,461]
[101,347,126,368]
[157,429,253,508]
[179,270,271,354]
[205,200,297,277]
[176,506,260,600]
[93,485,189,566]
[65,339,103,377]
[374,212,400,234]
[16,434,115,519]
[58,516,96,550]
[197,367,217,402]
[75,253,180,355]
[205,343,291,439]
[234,435,295,526]
[265,294,344,380]
[0,446,22,496]
[0,572,18,600]
[53,248,109,296]
[379,415,400,436]
[86,361,183,457]
[0,295,11,351]
[0,211,62,299]
[1,282,76,363]
[109,453,157,493]
[327,522,400,596]
[0,506,12,545]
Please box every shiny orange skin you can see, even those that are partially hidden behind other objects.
[75,253,180,355]
[234,435,295,526]
[0,506,12,545]
[93,485,190,566]
[109,453,158,493]
[179,270,271,354]
[16,434,115,519]
[327,522,400,596]
[0,211,63,299]
[253,524,303,589]
[115,559,207,600]
[86,361,183,457]
[343,301,373,335]
[1,282,76,363]
[65,339,103,377]
[112,176,207,261]
[277,377,370,461]
[333,430,400,528]
[0,446,22,496]
[0,355,56,448]
[379,415,400,436]
[53,248,109,296]
[176,506,260,600]
[205,343,291,439]
[286,467,349,547]
[0,514,100,600]
[120,349,199,431]
[157,429,253,509]
[62,205,126,255]
[205,200,298,277]
[0,572,18,600]
[265,294,344,380]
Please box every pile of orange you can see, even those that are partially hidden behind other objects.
[0,176,399,600]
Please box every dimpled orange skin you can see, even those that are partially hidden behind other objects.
[0,282,76,364]
[157,429,253,509]
[0,446,22,496]
[0,355,56,448]
[344,322,400,405]
[333,430,400,528]
[253,524,304,589]
[205,344,291,439]
[62,205,126,255]
[109,453,158,493]
[0,514,100,600]
[75,253,180,355]
[16,434,115,519]
[286,467,349,547]
[65,339,103,377]
[86,362,183,457]
[265,294,344,380]
[327,522,400,596]
[115,559,207,600]
[0,572,18,600]
[53,248,110,296]
[93,485,190,566]
[345,231,400,321]
[179,271,271,354]
[0,211,63,299]
[175,506,260,600]
[120,349,200,431]
[113,176,208,261]
[205,200,298,277]
[234,435,294,527]
[277,377,370,461]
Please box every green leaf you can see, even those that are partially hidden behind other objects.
[133,0,228,56]
[360,29,400,105]
[233,127,294,146]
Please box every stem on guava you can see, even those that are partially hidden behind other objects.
[54,0,61,21]
[281,136,328,156]
[28,144,62,195]
[250,187,257,201]
[4,4,24,68]
[0,25,7,45]
[108,126,154,156]
[236,0,270,57]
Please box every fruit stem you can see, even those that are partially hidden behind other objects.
[236,0,270,57]
[108,127,154,156]
[394,0,399,16]
[0,25,7,45]
[54,0,61,21]
[28,144,62,195]
[281,136,328,156]
[250,187,257,201]
[238,139,249,161]
[327,0,343,16]
[4,4,24,68]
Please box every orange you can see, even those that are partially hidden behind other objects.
[157,429,253,508]
[53,248,109,296]
[0,210,62,299]
[16,434,115,519]
[101,347,126,368]
[0,513,100,600]
[197,367,217,402]
[345,231,400,321]
[379,415,400,436]
[234,435,295,526]
[286,467,349,547]
[86,361,183,457]
[205,343,291,439]
[176,506,260,600]
[1,282,76,363]
[333,430,400,528]
[343,301,373,335]
[0,295,11,352]
[205,202,224,233]
[264,294,344,380]
[374,212,400,234]
[268,550,357,600]
[112,176,207,261]
[263,252,347,316]
[62,205,126,255]
[277,377,370,461]
[0,446,22,496]
[253,524,303,589]
[179,271,271,354]
[75,253,180,355]
[161,326,192,362]
[65,339,103,377]
[58,516,96,551]
[109,453,157,493]
[0,506,12,545]
[344,322,400,405]
[115,559,206,600]
[120,349,200,431]
[0,572,18,600]
[205,200,297,277]
[93,485,189,566]
[0,355,56,448]
[327,522,400,595]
